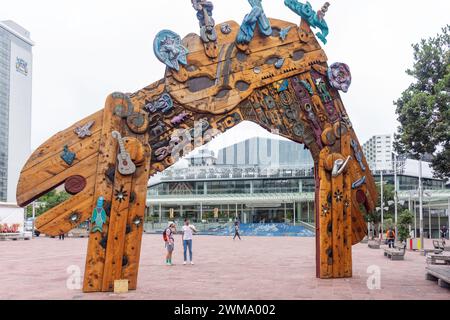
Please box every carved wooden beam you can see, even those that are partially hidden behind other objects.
[16,16,377,292]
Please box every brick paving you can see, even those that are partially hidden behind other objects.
[0,234,449,300]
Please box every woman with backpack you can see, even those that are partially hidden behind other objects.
[386,228,395,248]
[164,221,177,266]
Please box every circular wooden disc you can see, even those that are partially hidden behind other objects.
[127,112,149,134]
[321,127,337,146]
[356,190,367,204]
[65,175,87,195]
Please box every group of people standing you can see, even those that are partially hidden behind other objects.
[164,219,197,266]
[163,219,243,266]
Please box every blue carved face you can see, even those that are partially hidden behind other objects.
[97,197,104,208]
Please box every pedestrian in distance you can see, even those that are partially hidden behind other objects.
[182,219,198,265]
[386,228,395,248]
[233,220,241,240]
[441,225,448,244]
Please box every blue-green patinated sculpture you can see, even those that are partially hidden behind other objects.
[153,30,189,71]
[284,0,330,44]
[91,196,107,233]
[236,0,272,45]
[61,145,76,166]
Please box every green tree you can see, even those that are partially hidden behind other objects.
[394,25,450,179]
[397,210,414,242]
[26,190,71,218]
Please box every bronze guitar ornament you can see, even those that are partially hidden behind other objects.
[16,0,377,293]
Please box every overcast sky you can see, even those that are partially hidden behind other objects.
[2,0,450,153]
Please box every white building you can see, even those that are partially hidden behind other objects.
[0,20,33,203]
[362,134,393,172]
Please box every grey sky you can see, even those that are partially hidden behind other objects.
[2,0,449,152]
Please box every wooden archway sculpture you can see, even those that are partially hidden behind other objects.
[16,5,377,293]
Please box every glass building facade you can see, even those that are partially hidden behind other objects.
[147,136,448,236]
[0,27,11,201]
[0,21,33,203]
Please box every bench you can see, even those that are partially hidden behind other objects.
[433,240,445,252]
[368,240,381,249]
[426,253,450,265]
[426,266,450,289]
[384,244,406,260]
[422,248,441,256]
[69,229,89,238]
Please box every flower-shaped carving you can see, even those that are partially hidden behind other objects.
[321,204,330,217]
[328,62,352,93]
[334,190,344,203]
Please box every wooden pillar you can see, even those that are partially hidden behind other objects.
[317,131,354,279]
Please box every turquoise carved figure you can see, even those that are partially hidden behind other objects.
[153,30,189,71]
[91,196,107,233]
[284,0,329,44]
[315,78,332,103]
[236,0,272,45]
[61,145,76,166]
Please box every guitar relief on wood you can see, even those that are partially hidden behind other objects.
[16,13,377,292]
[112,131,137,176]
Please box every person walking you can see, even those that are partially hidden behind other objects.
[233,220,241,240]
[164,221,177,266]
[182,219,197,265]
[59,232,65,240]
[441,225,448,244]
[386,228,395,248]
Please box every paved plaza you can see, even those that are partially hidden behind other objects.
[0,235,449,300]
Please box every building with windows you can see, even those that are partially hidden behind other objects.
[362,134,393,172]
[0,21,33,203]
[217,137,314,168]
[147,136,448,237]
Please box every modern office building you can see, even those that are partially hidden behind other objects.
[147,136,449,237]
[217,137,314,168]
[362,134,393,172]
[0,20,33,203]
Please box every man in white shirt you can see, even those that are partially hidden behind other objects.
[182,219,198,265]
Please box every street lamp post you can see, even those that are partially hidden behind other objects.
[418,159,424,250]
[428,202,432,239]
[393,152,399,240]
[448,197,450,240]
[380,170,384,239]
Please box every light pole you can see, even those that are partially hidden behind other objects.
[448,197,450,240]
[428,202,432,239]
[30,201,44,239]
[392,151,399,240]
[418,159,424,250]
[376,171,389,240]
[381,170,384,239]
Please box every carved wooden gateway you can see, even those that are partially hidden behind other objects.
[16,0,377,292]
